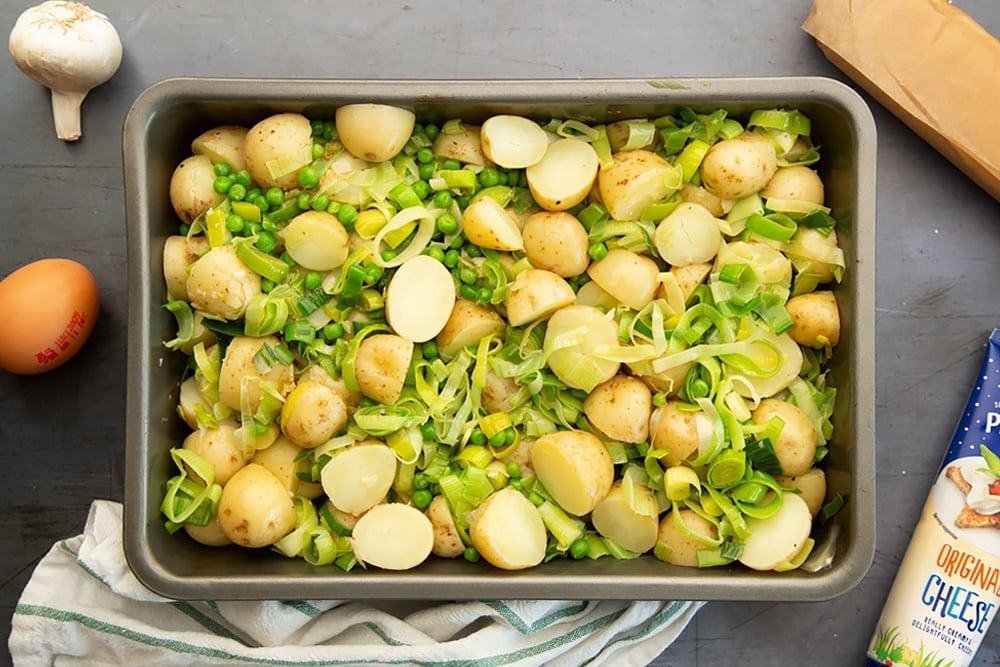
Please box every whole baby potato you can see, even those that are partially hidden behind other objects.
[700,132,778,200]
[181,421,245,486]
[280,380,348,448]
[504,269,576,327]
[761,165,825,206]
[251,435,324,499]
[787,228,841,284]
[425,495,464,558]
[529,430,614,516]
[586,248,661,311]
[649,401,711,467]
[785,290,840,348]
[597,149,678,222]
[775,468,827,518]
[336,103,415,163]
[243,112,313,190]
[583,375,653,444]
[162,235,208,301]
[184,516,232,547]
[218,463,296,548]
[436,299,506,361]
[353,334,413,405]
[751,398,817,477]
[191,125,250,173]
[521,211,590,278]
[657,508,719,567]
[654,202,722,267]
[218,336,295,413]
[185,245,262,320]
[169,154,224,224]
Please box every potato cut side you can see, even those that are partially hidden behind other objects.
[461,195,524,251]
[352,503,434,570]
[321,444,398,515]
[738,493,812,571]
[335,104,415,163]
[526,138,599,211]
[543,305,621,392]
[282,211,350,271]
[591,481,659,553]
[385,255,456,343]
[529,430,614,516]
[470,487,547,570]
[480,115,548,169]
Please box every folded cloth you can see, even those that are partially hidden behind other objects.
[9,500,702,666]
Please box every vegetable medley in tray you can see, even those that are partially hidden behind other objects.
[160,100,848,575]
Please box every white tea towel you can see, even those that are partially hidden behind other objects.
[9,500,703,666]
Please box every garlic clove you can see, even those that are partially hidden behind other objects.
[8,1,123,141]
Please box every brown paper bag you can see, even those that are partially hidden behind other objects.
[803,0,1000,202]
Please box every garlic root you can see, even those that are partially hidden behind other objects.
[8,1,123,141]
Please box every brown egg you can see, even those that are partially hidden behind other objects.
[0,258,100,374]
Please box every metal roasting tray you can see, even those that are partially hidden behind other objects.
[123,77,876,601]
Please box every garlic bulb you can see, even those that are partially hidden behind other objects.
[8,1,122,141]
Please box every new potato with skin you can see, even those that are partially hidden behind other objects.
[218,463,296,549]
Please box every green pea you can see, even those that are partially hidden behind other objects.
[441,159,461,170]
[475,287,492,305]
[412,180,431,201]
[443,249,460,268]
[506,461,522,479]
[297,166,319,188]
[337,204,358,226]
[296,192,312,210]
[504,427,516,445]
[418,162,435,181]
[310,119,325,136]
[488,430,507,447]
[456,195,471,209]
[226,213,245,233]
[322,121,335,141]
[420,423,437,442]
[312,142,325,160]
[178,222,190,236]
[265,187,285,208]
[233,170,252,187]
[212,176,234,194]
[261,278,276,292]
[463,547,480,563]
[434,213,458,236]
[304,271,323,290]
[509,478,524,491]
[422,340,439,360]
[322,322,344,341]
[281,250,297,266]
[569,538,590,560]
[424,124,440,141]
[426,246,446,263]
[256,230,278,254]
[412,489,433,510]
[652,392,667,408]
[433,190,453,209]
[449,234,465,249]
[213,162,232,177]
[228,183,247,201]
[416,147,435,164]
[477,167,500,188]
[459,268,477,285]
[311,194,330,211]
[460,284,477,300]
[588,242,609,261]
[414,471,430,489]
[470,427,486,446]
[465,244,482,258]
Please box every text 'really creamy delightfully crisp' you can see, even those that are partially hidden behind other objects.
[867,329,1000,666]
